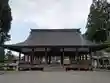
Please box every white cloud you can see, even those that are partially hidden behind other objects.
[7,0,110,55]
[108,0,110,2]
[8,0,94,44]
[9,0,92,29]
[7,0,92,54]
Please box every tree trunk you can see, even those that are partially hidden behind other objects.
[0,47,4,62]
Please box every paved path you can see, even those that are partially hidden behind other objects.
[0,71,110,83]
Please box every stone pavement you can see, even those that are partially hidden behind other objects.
[0,71,110,83]
[0,71,4,75]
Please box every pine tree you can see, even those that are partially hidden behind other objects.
[5,50,15,62]
[85,0,109,43]
[0,0,12,62]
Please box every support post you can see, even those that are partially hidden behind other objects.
[31,48,35,64]
[29,55,31,62]
[84,55,85,60]
[82,55,84,60]
[89,48,93,70]
[61,48,64,65]
[95,51,100,68]
[45,48,48,64]
[23,55,25,61]
[73,55,75,61]
[80,55,82,60]
[76,48,79,63]
[24,55,27,62]
[69,56,71,64]
[85,54,88,60]
[39,56,43,64]
[79,55,81,60]
[48,55,51,64]
[27,55,29,62]
[19,52,21,63]
[17,52,21,71]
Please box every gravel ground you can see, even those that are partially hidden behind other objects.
[0,71,110,83]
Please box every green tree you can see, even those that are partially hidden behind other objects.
[85,0,109,43]
[5,50,15,62]
[0,0,12,43]
[0,0,12,62]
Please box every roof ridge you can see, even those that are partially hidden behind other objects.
[31,29,81,33]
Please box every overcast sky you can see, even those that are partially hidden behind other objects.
[8,0,93,44]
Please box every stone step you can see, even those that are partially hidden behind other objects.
[44,65,65,71]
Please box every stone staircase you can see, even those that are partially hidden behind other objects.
[44,64,65,71]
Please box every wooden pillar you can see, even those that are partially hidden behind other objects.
[39,56,43,63]
[73,55,75,61]
[61,48,64,65]
[82,55,84,60]
[85,54,88,60]
[48,56,51,64]
[17,52,21,71]
[80,55,83,60]
[95,51,100,68]
[45,48,48,64]
[89,48,93,70]
[31,48,35,64]
[28,55,31,62]
[76,48,79,62]
[79,55,81,60]
[23,55,26,61]
[34,55,36,61]
[19,52,21,62]
[74,55,75,61]
[27,55,29,62]
[83,55,85,60]
[38,56,40,60]
[37,56,39,60]
[102,59,104,68]
[69,56,71,64]
[34,55,36,60]
[24,55,27,62]
[30,53,32,64]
